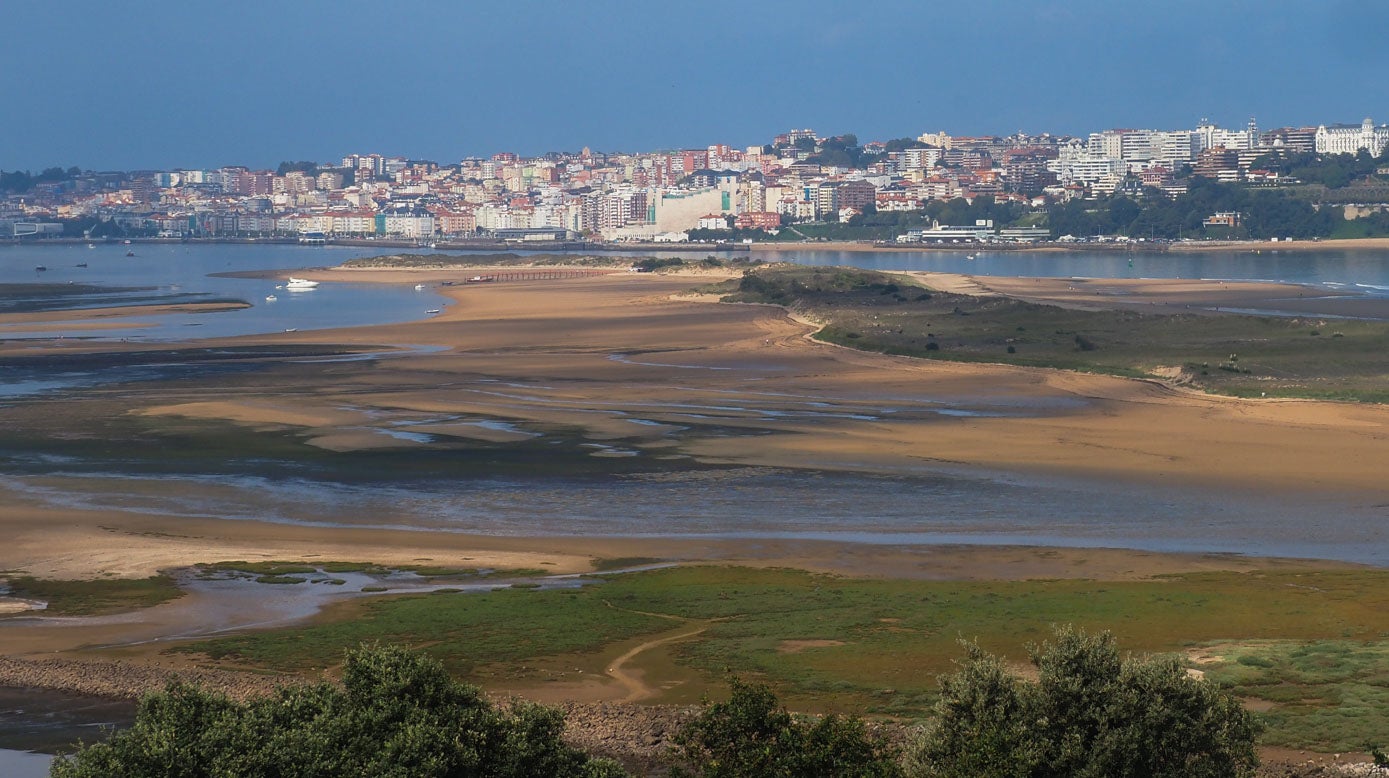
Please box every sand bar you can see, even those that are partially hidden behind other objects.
[0,268,1385,582]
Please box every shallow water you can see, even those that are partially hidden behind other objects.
[0,243,448,341]
[0,748,51,777]
[0,685,134,756]
[767,247,1389,292]
[3,465,1385,565]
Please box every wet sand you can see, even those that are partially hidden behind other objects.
[2,268,1387,647]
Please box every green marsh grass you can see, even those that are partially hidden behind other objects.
[173,565,1389,749]
[2,575,182,616]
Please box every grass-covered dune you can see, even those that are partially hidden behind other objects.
[714,266,1389,403]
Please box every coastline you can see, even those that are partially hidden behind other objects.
[10,235,1389,255]
[2,263,1387,767]
[0,269,1385,581]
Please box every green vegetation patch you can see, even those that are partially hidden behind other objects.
[174,565,1389,751]
[717,266,1389,402]
[175,584,675,676]
[200,561,317,576]
[2,574,182,616]
[1204,639,1389,752]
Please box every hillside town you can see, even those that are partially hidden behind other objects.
[4,117,1389,245]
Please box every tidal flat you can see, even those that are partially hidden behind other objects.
[2,255,1388,761]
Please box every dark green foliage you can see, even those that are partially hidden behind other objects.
[51,645,626,778]
[276,160,319,176]
[1047,179,1342,240]
[631,257,686,272]
[909,627,1260,778]
[673,678,902,778]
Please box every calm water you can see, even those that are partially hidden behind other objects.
[766,246,1389,292]
[0,685,134,766]
[0,243,450,341]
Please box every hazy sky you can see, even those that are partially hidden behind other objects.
[3,0,1387,170]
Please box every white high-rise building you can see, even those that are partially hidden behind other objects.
[1196,120,1257,151]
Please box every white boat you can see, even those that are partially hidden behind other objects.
[425,309,441,314]
[285,277,319,289]
[265,294,277,302]
[414,284,426,290]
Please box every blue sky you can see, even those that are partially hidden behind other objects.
[3,0,1386,170]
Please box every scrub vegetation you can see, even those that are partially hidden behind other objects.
[1,575,182,616]
[715,266,1389,402]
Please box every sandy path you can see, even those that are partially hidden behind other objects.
[605,624,710,703]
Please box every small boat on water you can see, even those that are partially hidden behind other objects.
[425,309,441,314]
[285,277,319,289]
[126,250,135,257]
[414,284,426,290]
[34,265,47,272]
[75,262,87,268]
[265,294,278,302]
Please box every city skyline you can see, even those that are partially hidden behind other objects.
[4,0,1388,170]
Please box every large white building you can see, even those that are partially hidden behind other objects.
[1196,120,1257,152]
[1048,142,1127,184]
[1315,118,1389,156]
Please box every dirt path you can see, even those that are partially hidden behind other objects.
[605,624,711,703]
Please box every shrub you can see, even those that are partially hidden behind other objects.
[52,645,626,778]
[907,626,1260,778]
[673,678,901,777]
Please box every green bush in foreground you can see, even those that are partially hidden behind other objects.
[672,677,902,777]
[908,626,1261,778]
[51,645,626,778]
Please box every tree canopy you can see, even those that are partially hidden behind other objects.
[672,677,902,778]
[52,645,626,778]
[908,626,1261,778]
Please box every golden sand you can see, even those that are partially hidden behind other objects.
[2,268,1387,589]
